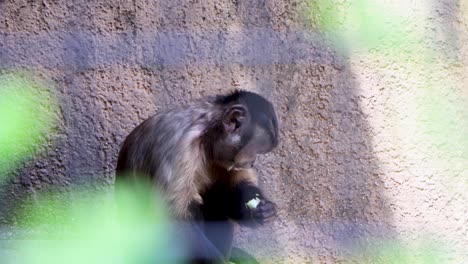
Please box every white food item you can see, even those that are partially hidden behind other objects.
[246,197,261,209]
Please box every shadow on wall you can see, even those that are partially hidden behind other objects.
[0,0,395,262]
[229,1,395,262]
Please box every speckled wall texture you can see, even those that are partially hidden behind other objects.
[0,0,466,263]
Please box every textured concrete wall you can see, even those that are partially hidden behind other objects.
[344,1,468,263]
[0,0,466,263]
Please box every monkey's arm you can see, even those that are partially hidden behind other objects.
[227,170,276,227]
[183,204,229,264]
[183,222,227,263]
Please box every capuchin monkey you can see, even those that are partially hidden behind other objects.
[115,90,280,263]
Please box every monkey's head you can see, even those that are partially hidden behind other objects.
[208,90,279,171]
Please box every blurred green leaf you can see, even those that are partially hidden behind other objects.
[350,238,450,264]
[307,0,417,54]
[0,74,57,178]
[14,182,181,264]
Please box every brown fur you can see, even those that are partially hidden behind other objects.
[116,91,278,222]
[116,97,259,219]
[116,91,280,264]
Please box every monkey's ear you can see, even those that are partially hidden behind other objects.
[223,105,248,133]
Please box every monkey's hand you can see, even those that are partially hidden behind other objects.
[245,198,276,226]
[230,182,277,227]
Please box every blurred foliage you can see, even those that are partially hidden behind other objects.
[418,85,468,159]
[306,1,465,262]
[306,0,414,54]
[307,0,468,159]
[10,181,182,264]
[350,238,450,264]
[0,73,57,180]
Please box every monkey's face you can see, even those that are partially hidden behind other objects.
[213,130,273,171]
[211,103,279,171]
[230,126,278,170]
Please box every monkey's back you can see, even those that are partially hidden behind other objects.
[115,99,220,218]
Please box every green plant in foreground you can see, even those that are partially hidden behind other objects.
[306,0,420,55]
[12,182,181,264]
[0,74,56,179]
[350,238,451,264]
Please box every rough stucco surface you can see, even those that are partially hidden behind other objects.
[0,0,466,263]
